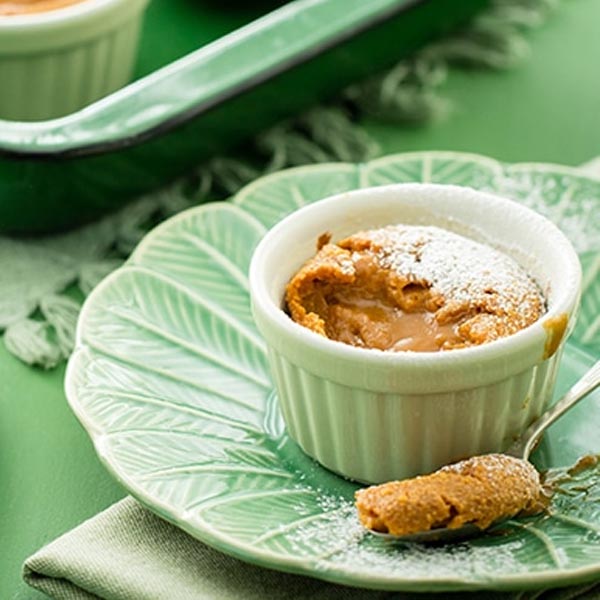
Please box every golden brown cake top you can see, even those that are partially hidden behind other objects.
[356,225,542,320]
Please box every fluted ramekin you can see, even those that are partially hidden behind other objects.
[0,0,149,121]
[249,183,582,484]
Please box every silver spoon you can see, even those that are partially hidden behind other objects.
[372,359,600,543]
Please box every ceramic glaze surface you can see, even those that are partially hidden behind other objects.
[66,152,600,592]
[0,0,86,16]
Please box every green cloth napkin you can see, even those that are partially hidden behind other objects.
[23,497,600,600]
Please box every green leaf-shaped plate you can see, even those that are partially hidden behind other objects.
[66,151,600,592]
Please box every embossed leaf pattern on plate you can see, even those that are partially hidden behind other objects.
[66,152,600,592]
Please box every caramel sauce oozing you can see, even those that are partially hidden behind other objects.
[543,313,568,359]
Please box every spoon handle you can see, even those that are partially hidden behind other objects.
[508,360,600,461]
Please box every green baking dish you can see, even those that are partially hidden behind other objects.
[0,0,487,233]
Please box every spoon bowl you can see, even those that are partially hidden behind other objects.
[365,359,600,544]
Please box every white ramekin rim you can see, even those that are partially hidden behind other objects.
[0,0,125,25]
[249,183,582,394]
[0,0,149,52]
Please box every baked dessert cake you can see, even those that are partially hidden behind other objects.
[286,225,545,352]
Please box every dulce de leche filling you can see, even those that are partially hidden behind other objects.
[0,0,87,15]
[285,225,545,352]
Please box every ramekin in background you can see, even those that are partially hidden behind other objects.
[250,183,582,484]
[0,0,149,121]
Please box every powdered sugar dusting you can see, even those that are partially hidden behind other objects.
[318,531,531,581]
[256,455,600,586]
[359,224,545,327]
[441,453,536,481]
[497,170,600,255]
[282,489,537,582]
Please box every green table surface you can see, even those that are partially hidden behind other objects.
[3,0,600,598]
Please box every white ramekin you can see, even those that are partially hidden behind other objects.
[249,183,582,484]
[0,0,149,121]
